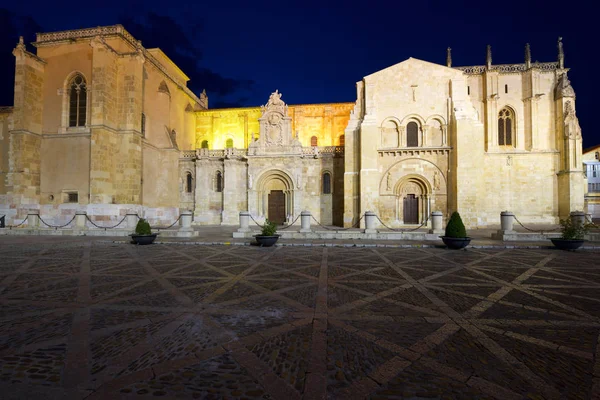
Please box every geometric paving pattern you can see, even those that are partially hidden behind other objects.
[0,240,599,399]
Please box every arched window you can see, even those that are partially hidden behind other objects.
[186,172,193,193]
[201,140,209,149]
[215,171,223,192]
[311,136,318,147]
[407,121,419,147]
[322,172,331,194]
[225,138,234,148]
[339,134,345,146]
[68,74,87,127]
[498,108,514,146]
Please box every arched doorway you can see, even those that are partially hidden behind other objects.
[395,177,430,225]
[255,170,294,225]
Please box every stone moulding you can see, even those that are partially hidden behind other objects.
[377,147,451,157]
[454,62,560,75]
[179,146,345,160]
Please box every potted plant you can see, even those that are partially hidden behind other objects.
[254,219,280,247]
[130,218,158,245]
[550,218,592,251]
[440,211,471,249]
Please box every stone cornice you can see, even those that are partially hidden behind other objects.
[454,62,563,75]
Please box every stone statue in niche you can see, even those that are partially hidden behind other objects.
[564,101,581,139]
[386,172,391,190]
[433,171,440,190]
[248,174,253,189]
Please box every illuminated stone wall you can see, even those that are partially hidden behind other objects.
[195,103,353,150]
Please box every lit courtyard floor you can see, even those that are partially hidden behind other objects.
[0,237,599,399]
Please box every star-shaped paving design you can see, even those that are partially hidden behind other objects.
[0,240,599,399]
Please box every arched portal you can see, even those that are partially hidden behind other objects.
[255,170,294,225]
[394,175,431,224]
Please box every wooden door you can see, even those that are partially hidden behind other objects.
[268,190,285,224]
[403,194,419,224]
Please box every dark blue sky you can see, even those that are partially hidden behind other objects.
[1,1,597,147]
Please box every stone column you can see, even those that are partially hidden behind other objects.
[429,211,443,234]
[178,210,194,237]
[27,211,39,228]
[500,211,515,232]
[238,211,251,233]
[300,211,312,233]
[75,212,87,230]
[364,211,377,233]
[126,213,139,230]
[570,210,585,227]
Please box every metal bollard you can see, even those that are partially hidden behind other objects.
[364,211,377,233]
[237,211,251,233]
[429,211,443,234]
[570,211,586,227]
[300,211,312,233]
[75,212,87,230]
[500,211,515,232]
[27,211,40,228]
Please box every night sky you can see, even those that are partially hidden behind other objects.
[1,1,597,148]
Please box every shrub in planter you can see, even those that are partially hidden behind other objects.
[135,219,152,235]
[255,219,280,247]
[441,211,471,249]
[131,218,158,245]
[550,218,593,250]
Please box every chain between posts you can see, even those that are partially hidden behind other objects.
[37,214,77,229]
[7,216,28,229]
[375,214,430,232]
[585,215,600,229]
[85,214,129,230]
[276,215,300,230]
[151,215,182,231]
[310,214,364,231]
[248,214,300,230]
[511,214,560,234]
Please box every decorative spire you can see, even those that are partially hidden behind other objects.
[16,36,25,51]
[557,37,564,69]
[486,45,492,69]
[525,43,531,69]
[446,47,452,67]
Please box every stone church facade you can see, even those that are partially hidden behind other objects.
[0,25,586,229]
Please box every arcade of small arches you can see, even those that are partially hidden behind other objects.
[380,115,448,148]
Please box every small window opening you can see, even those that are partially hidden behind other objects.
[322,173,331,194]
[67,192,78,203]
[186,173,193,193]
[505,84,508,94]
[467,86,470,95]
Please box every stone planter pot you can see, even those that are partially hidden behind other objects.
[130,233,159,245]
[440,236,471,250]
[550,238,584,251]
[254,235,280,247]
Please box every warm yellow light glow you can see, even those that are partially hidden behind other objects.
[195,103,354,150]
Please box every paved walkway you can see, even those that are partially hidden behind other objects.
[0,237,599,399]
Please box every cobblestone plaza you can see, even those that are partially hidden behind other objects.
[0,237,599,399]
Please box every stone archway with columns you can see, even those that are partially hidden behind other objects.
[394,175,431,225]
[251,169,295,224]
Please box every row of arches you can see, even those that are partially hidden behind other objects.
[181,170,332,194]
[380,115,447,148]
[196,135,346,150]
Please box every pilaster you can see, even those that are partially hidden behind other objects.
[7,38,46,210]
